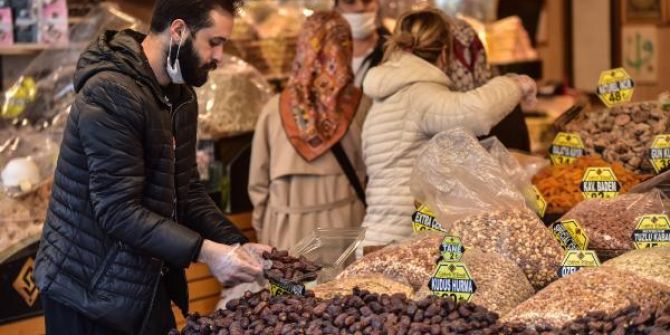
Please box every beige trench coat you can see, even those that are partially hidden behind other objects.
[248,95,371,251]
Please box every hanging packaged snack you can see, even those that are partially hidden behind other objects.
[410,129,563,289]
[502,267,670,329]
[532,155,650,215]
[602,246,670,287]
[556,189,665,260]
[194,55,273,140]
[559,100,670,175]
[337,233,535,316]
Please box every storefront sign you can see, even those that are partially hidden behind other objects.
[412,204,445,233]
[596,68,635,107]
[649,135,670,174]
[632,214,670,249]
[558,250,601,278]
[551,219,589,250]
[580,167,621,199]
[549,132,585,166]
[428,261,476,302]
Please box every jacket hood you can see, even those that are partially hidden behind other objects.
[74,29,164,99]
[362,51,452,100]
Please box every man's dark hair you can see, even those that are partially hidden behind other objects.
[150,0,244,33]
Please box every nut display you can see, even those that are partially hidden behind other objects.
[0,180,51,258]
[533,155,649,214]
[552,304,670,335]
[337,233,442,291]
[558,190,664,259]
[447,209,563,289]
[562,101,670,174]
[603,246,670,287]
[337,233,536,316]
[312,275,414,300]
[502,267,670,329]
[171,288,518,335]
[262,248,322,282]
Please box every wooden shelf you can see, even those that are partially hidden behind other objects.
[0,44,69,56]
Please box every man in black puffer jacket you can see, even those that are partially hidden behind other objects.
[33,1,271,334]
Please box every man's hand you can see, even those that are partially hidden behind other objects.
[198,240,263,286]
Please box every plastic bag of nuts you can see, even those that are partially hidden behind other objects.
[502,267,670,329]
[448,209,563,289]
[558,189,666,260]
[602,246,670,287]
[337,232,536,316]
[409,130,563,289]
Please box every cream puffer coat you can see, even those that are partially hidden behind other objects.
[360,51,523,247]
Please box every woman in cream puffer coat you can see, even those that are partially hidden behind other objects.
[360,9,537,248]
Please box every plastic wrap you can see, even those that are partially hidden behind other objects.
[410,129,563,289]
[481,137,545,216]
[558,189,666,259]
[290,228,365,283]
[337,232,536,316]
[502,267,670,329]
[1,4,145,129]
[0,128,59,197]
[0,181,51,262]
[603,247,670,287]
[195,55,273,139]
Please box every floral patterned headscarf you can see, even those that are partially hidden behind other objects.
[280,11,362,162]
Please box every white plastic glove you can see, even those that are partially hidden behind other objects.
[198,240,263,286]
[508,74,538,110]
[241,243,273,261]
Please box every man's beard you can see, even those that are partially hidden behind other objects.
[169,37,217,87]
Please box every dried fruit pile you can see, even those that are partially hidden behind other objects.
[533,155,649,214]
[171,288,515,335]
[262,248,322,283]
[562,101,670,174]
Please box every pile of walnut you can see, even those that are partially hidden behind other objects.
[562,101,670,174]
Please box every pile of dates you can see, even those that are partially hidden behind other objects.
[171,288,522,335]
[262,248,321,282]
[171,289,670,335]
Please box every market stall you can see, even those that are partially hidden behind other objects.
[171,98,670,335]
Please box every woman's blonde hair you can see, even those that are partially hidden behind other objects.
[383,8,452,64]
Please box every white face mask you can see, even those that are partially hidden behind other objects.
[342,12,377,39]
[166,29,186,84]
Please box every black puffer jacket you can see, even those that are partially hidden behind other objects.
[34,29,247,333]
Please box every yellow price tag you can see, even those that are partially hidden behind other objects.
[632,214,670,249]
[649,135,670,174]
[580,167,620,199]
[429,261,476,302]
[596,68,635,108]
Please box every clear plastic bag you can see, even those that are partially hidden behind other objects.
[1,3,145,129]
[481,137,545,216]
[603,247,670,287]
[558,189,666,260]
[195,55,273,140]
[502,267,670,329]
[410,129,563,289]
[0,180,51,261]
[337,232,536,316]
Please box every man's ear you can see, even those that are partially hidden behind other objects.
[168,19,187,43]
